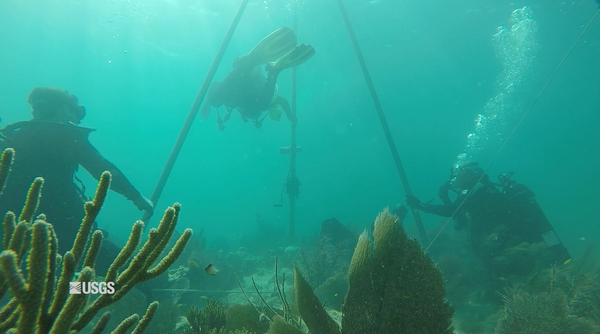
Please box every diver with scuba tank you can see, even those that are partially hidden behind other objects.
[201,27,315,130]
[407,161,571,276]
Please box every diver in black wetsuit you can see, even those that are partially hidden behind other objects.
[408,162,508,234]
[0,87,154,275]
[201,27,315,130]
[407,161,571,277]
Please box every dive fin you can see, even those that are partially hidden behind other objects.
[246,27,297,65]
[265,44,315,72]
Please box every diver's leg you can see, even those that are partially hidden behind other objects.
[215,108,225,131]
[259,70,281,110]
[223,107,233,122]
[276,96,296,123]
[200,100,212,120]
[240,110,249,123]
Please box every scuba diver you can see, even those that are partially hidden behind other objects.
[201,27,315,130]
[0,87,154,276]
[407,161,571,277]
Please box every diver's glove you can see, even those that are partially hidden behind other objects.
[406,195,431,213]
[133,195,154,215]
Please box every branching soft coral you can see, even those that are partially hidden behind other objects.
[495,289,598,334]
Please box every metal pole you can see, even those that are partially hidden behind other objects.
[142,0,250,224]
[336,0,429,244]
[286,9,300,238]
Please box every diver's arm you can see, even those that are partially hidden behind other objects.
[78,139,145,205]
[438,181,454,205]
[407,194,459,217]
[260,70,279,109]
[420,203,458,217]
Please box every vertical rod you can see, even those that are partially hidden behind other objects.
[336,0,429,244]
[288,9,299,238]
[142,0,250,224]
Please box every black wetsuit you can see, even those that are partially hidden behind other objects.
[426,183,508,234]
[206,56,290,122]
[0,120,144,275]
[423,181,570,266]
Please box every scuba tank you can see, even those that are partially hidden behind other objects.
[498,172,571,263]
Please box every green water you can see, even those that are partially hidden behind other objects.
[0,0,598,285]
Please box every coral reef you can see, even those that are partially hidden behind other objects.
[342,208,453,333]
[0,147,192,333]
[491,241,555,278]
[225,304,270,333]
[425,221,499,333]
[297,219,354,289]
[96,285,149,333]
[294,266,341,334]
[266,316,302,334]
[184,299,227,334]
[521,258,600,329]
[313,273,348,311]
[319,218,357,252]
[0,147,12,195]
[178,299,276,334]
[291,208,453,334]
[143,297,185,334]
[234,257,300,329]
[553,266,600,326]
[495,289,599,334]
[203,329,254,334]
[230,330,255,334]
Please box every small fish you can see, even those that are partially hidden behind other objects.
[563,258,572,265]
[403,295,411,299]
[200,296,209,300]
[205,264,218,276]
[188,260,200,268]
[334,293,338,297]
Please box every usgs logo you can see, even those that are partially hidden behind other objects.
[69,282,115,295]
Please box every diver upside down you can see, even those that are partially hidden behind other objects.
[201,27,315,130]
